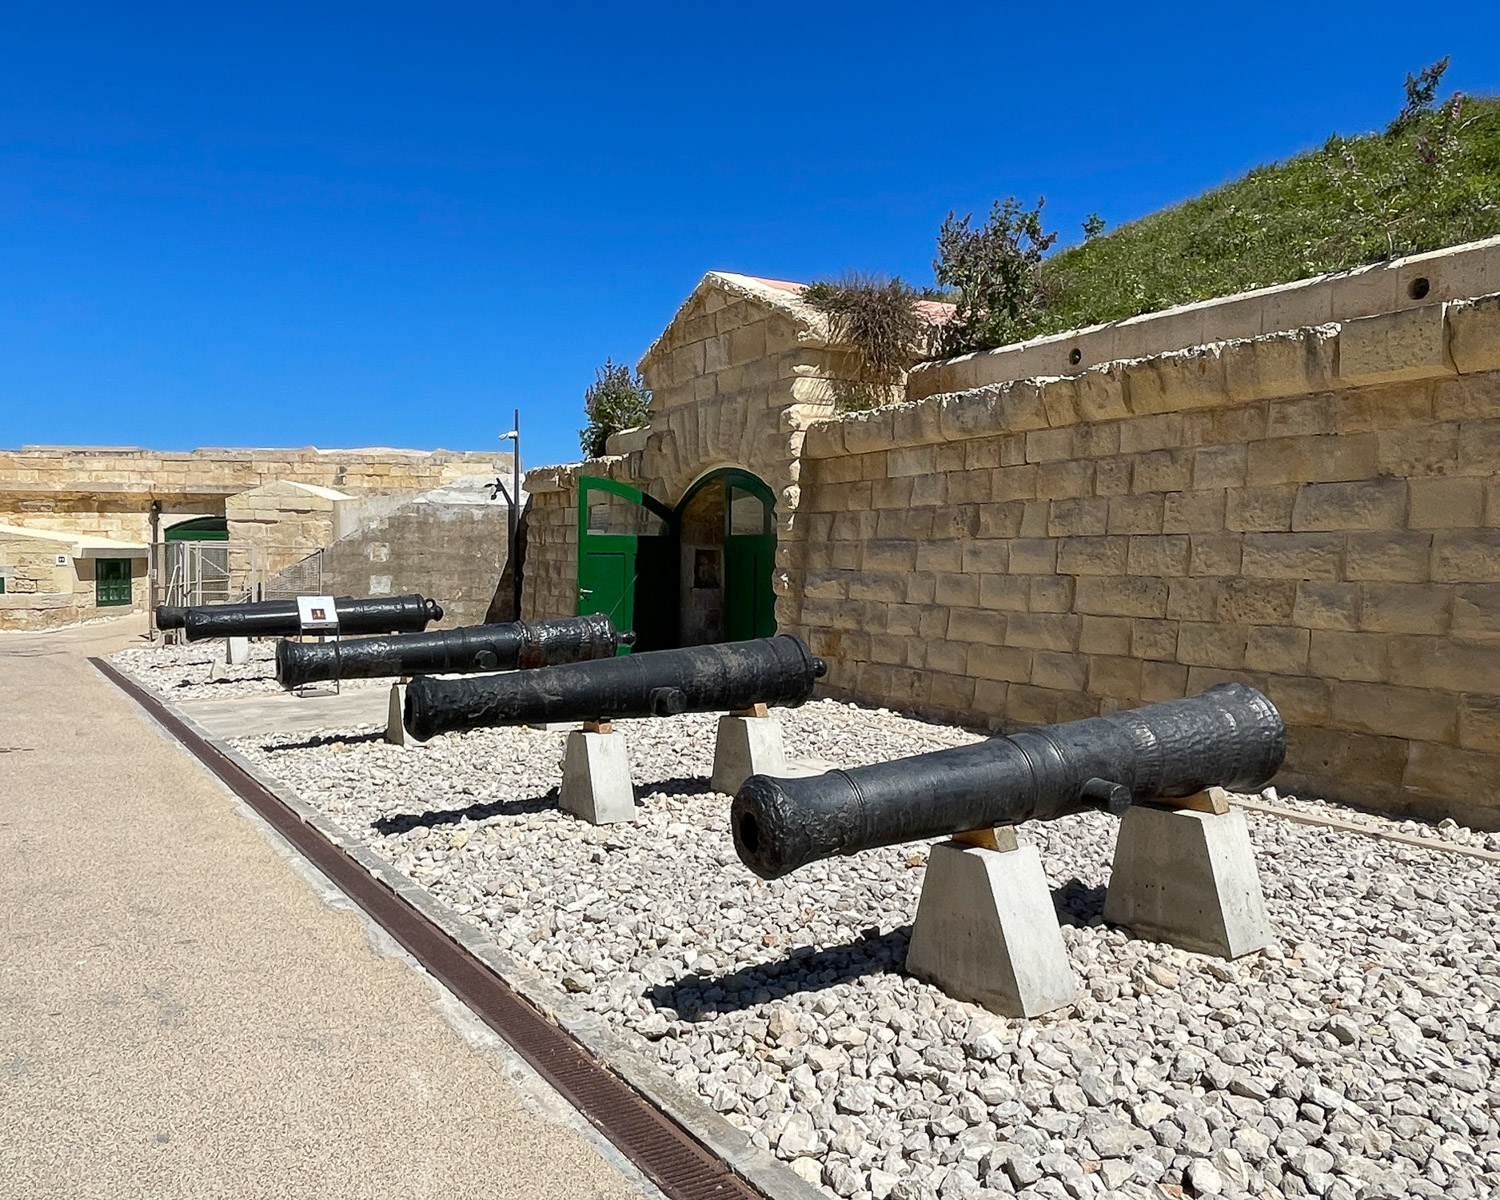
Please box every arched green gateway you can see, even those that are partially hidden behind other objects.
[576,468,776,653]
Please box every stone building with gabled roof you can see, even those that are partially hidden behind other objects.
[523,271,952,650]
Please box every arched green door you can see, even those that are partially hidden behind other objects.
[675,468,777,643]
[576,478,674,653]
[721,475,777,641]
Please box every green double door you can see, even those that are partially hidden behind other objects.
[576,471,776,652]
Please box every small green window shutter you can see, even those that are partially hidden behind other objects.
[96,559,133,607]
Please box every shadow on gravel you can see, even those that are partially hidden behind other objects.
[258,730,387,753]
[650,925,910,1019]
[633,776,714,801]
[373,778,712,834]
[1054,878,1108,926]
[650,879,1109,1018]
[375,793,557,832]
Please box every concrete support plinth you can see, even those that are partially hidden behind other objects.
[385,683,427,747]
[711,714,789,794]
[906,837,1079,1018]
[1104,804,1273,958]
[225,637,250,666]
[559,730,635,825]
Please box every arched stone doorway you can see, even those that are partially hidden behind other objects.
[575,467,776,651]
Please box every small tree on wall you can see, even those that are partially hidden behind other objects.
[579,357,653,458]
[934,196,1058,355]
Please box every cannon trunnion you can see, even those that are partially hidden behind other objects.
[731,683,1286,879]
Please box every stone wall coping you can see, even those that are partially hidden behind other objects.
[906,234,1500,402]
[802,293,1500,460]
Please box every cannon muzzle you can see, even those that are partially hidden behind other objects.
[732,683,1285,879]
[174,594,443,641]
[274,614,633,688]
[155,605,189,629]
[404,634,827,741]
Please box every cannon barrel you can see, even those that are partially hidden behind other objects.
[274,614,635,688]
[732,683,1285,879]
[404,634,827,741]
[167,594,444,641]
[156,605,188,630]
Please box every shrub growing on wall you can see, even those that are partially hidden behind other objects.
[579,357,652,458]
[934,196,1058,356]
[802,275,934,412]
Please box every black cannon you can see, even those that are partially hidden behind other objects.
[156,605,189,630]
[732,683,1285,879]
[404,634,827,742]
[160,594,444,642]
[274,614,634,689]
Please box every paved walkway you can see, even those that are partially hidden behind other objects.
[0,616,645,1200]
[178,684,392,739]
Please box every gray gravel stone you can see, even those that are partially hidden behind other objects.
[226,697,1500,1200]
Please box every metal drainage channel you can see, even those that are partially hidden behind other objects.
[92,658,764,1200]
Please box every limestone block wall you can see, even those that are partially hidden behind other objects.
[0,532,149,631]
[313,488,513,627]
[225,481,349,584]
[0,446,512,545]
[795,293,1500,828]
[907,236,1500,402]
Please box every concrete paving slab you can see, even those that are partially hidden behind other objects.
[0,614,647,1200]
[177,685,392,739]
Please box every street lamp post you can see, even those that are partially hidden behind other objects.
[499,410,522,619]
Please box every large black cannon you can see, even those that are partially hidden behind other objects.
[274,614,634,688]
[159,594,444,641]
[732,683,1285,879]
[404,634,827,741]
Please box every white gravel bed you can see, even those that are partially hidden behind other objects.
[109,641,384,699]
[1251,787,1500,855]
[230,700,1500,1200]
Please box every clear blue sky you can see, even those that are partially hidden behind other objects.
[2,3,1496,469]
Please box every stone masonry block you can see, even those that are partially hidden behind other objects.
[1445,294,1500,375]
[1457,694,1500,753]
[1453,584,1500,640]
[1340,304,1455,386]
[1107,495,1164,535]
[1222,327,1339,402]
[1432,531,1500,583]
[1291,479,1408,532]
[1240,533,1343,580]
[1086,655,1144,699]
[1307,630,1388,683]
[1189,535,1244,577]
[1074,576,1168,618]
[1057,536,1128,577]
[1123,344,1228,415]
[1359,583,1453,634]
[1162,490,1227,534]
[1176,622,1248,669]
[1330,681,1457,743]
[1244,433,1378,485]
[1079,616,1132,656]
[1127,535,1189,577]
[1343,532,1432,582]
[1244,625,1310,674]
[1404,741,1500,802]
[1267,394,1336,438]
[1408,477,1485,528]
[1004,613,1081,652]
